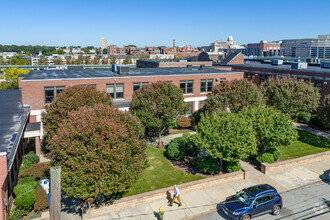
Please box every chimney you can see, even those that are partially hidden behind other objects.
[190,45,191,52]
[173,39,175,49]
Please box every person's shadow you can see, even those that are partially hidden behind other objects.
[166,190,172,205]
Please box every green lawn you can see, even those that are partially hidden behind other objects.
[277,130,330,161]
[168,130,194,135]
[124,146,204,197]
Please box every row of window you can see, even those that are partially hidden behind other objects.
[44,78,226,103]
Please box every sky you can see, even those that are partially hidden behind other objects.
[1,0,330,47]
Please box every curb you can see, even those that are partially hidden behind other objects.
[182,178,326,220]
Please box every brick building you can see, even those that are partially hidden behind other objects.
[246,41,282,57]
[231,61,330,97]
[18,67,244,148]
[0,90,30,220]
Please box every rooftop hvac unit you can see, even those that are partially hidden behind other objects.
[117,65,130,74]
[112,64,117,72]
[291,62,307,70]
[321,62,330,68]
[271,60,283,65]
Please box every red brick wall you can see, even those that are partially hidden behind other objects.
[158,61,212,67]
[0,154,8,220]
[20,73,244,110]
[229,54,244,64]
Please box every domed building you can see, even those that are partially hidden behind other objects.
[209,35,244,52]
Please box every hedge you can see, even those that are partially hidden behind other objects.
[34,186,49,212]
[19,162,50,180]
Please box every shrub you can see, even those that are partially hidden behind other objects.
[166,141,186,161]
[224,161,241,173]
[14,182,36,211]
[34,186,49,212]
[319,95,330,129]
[47,104,147,201]
[268,148,281,161]
[17,176,35,185]
[20,152,39,170]
[176,116,192,128]
[8,209,24,220]
[298,112,311,124]
[168,119,178,129]
[191,108,204,125]
[19,163,50,180]
[257,153,275,164]
[196,156,220,174]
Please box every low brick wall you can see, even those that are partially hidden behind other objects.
[82,169,247,219]
[261,151,330,175]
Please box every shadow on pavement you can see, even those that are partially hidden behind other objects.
[61,190,82,217]
[320,169,330,184]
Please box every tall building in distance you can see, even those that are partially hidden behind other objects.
[100,38,108,50]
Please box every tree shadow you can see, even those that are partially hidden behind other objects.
[61,190,82,217]
[297,130,330,148]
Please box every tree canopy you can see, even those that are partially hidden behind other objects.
[240,106,298,151]
[47,104,147,201]
[261,77,320,121]
[130,82,188,143]
[0,67,29,89]
[193,112,257,163]
[203,79,264,114]
[319,95,330,129]
[42,86,113,142]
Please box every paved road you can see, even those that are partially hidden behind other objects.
[192,181,330,220]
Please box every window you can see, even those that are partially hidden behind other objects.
[185,102,194,115]
[133,82,148,92]
[44,86,65,104]
[200,100,207,109]
[180,80,193,94]
[200,79,213,93]
[106,83,124,99]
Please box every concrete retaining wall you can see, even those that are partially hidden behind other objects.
[261,151,330,175]
[82,169,247,219]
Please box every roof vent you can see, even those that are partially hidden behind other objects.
[187,65,192,69]
[291,62,307,70]
[117,65,130,74]
[199,64,205,70]
[271,60,283,65]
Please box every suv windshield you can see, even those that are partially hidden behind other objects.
[235,190,253,206]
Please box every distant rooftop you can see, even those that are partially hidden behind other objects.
[232,61,330,75]
[0,90,29,169]
[21,67,241,81]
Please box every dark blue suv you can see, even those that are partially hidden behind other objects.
[223,184,282,220]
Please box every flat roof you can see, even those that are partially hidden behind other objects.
[0,90,29,169]
[21,67,242,81]
[232,62,330,75]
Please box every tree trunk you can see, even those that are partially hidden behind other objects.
[158,132,162,145]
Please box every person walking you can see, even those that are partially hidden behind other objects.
[170,185,182,207]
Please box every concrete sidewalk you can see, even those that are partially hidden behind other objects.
[293,122,330,139]
[88,159,330,220]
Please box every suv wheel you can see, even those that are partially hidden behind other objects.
[272,205,281,215]
[242,214,251,220]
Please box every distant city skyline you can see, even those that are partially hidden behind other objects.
[1,0,329,47]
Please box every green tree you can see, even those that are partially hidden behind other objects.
[193,112,257,169]
[42,86,113,142]
[203,79,264,114]
[38,55,49,65]
[47,104,147,201]
[110,55,117,64]
[130,82,188,144]
[123,55,132,64]
[57,49,65,54]
[261,77,320,121]
[319,95,330,129]
[0,67,29,89]
[240,106,298,151]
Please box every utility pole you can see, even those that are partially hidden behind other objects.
[50,166,61,220]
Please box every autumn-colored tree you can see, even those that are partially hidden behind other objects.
[110,55,117,64]
[261,77,320,121]
[65,56,72,65]
[193,112,257,170]
[54,57,65,65]
[93,55,100,65]
[38,55,49,65]
[130,82,188,144]
[0,67,29,89]
[123,55,132,64]
[203,79,264,114]
[240,106,298,151]
[101,57,109,64]
[319,95,330,129]
[47,104,147,201]
[42,86,113,142]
